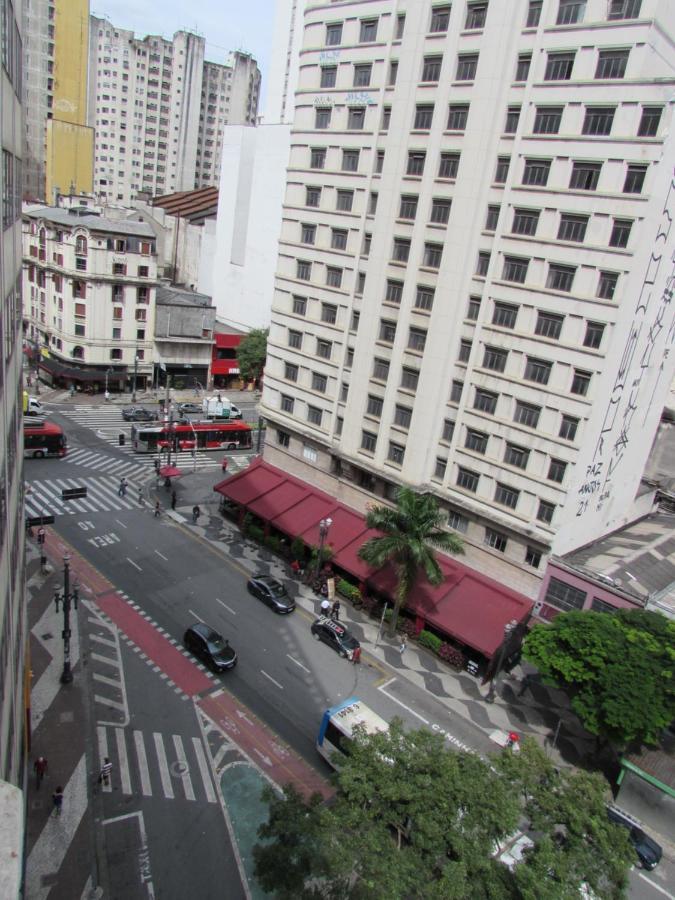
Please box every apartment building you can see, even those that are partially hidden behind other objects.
[260,0,675,596]
[87,18,260,206]
[23,206,157,389]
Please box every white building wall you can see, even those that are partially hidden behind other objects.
[22,0,50,198]
[263,0,311,124]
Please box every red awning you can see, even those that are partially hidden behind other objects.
[299,506,366,554]
[159,465,182,478]
[275,495,336,537]
[332,528,381,581]
[213,458,284,505]
[248,480,308,520]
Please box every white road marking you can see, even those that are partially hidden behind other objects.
[102,810,156,899]
[286,654,310,674]
[115,519,127,529]
[217,598,236,615]
[153,732,174,799]
[134,730,152,797]
[188,608,204,623]
[378,682,430,725]
[636,873,675,899]
[89,633,117,648]
[126,557,142,571]
[173,735,195,801]
[260,669,284,690]
[191,737,217,804]
[93,672,121,688]
[116,726,132,794]
[154,550,168,561]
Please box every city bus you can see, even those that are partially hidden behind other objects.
[24,421,68,459]
[131,421,253,453]
[317,698,389,767]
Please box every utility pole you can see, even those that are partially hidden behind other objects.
[54,555,78,684]
[165,375,173,469]
[132,352,138,403]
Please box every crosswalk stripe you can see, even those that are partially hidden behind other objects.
[116,726,132,794]
[173,735,196,801]
[153,732,174,799]
[191,737,217,804]
[134,730,152,797]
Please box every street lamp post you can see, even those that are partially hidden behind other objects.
[54,555,79,684]
[314,517,333,580]
[132,353,139,403]
[485,618,518,704]
[34,344,40,395]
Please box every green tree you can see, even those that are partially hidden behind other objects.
[523,608,675,748]
[237,327,268,384]
[357,487,464,635]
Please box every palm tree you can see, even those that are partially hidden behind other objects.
[358,487,464,636]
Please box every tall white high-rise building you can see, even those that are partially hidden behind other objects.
[88,18,260,205]
[260,0,675,596]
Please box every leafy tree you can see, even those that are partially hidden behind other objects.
[237,327,268,384]
[523,608,675,748]
[357,487,464,635]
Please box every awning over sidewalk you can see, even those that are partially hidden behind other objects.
[214,459,533,658]
[159,465,182,478]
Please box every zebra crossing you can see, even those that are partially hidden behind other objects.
[25,475,148,518]
[59,446,153,481]
[96,724,218,804]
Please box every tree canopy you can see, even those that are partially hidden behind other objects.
[253,725,633,899]
[237,327,268,383]
[357,487,464,634]
[523,608,675,748]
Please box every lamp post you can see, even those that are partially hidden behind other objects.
[314,516,333,580]
[34,343,40,395]
[132,352,139,403]
[485,618,518,704]
[54,555,79,684]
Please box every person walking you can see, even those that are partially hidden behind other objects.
[171,490,177,511]
[52,786,64,816]
[137,486,143,505]
[104,390,110,402]
[350,646,362,665]
[99,757,113,787]
[192,504,200,524]
[118,477,128,497]
[331,599,341,621]
[399,635,408,660]
[34,756,48,789]
[154,501,161,518]
[320,597,331,617]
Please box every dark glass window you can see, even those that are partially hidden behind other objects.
[535,312,564,340]
[331,229,347,250]
[545,577,587,611]
[483,346,508,372]
[476,251,490,276]
[407,151,426,176]
[512,208,540,236]
[465,430,489,453]
[559,414,579,441]
[342,149,360,172]
[401,367,419,390]
[439,152,460,178]
[526,1,542,27]
[485,204,500,231]
[595,49,629,79]
[388,442,405,465]
[457,468,480,492]
[373,358,390,380]
[623,164,647,194]
[638,106,662,137]
[571,369,591,396]
[582,106,615,136]
[558,214,588,243]
[386,279,404,304]
[306,186,321,207]
[515,53,531,81]
[311,148,326,168]
[584,321,605,349]
[408,327,427,351]
[502,256,529,283]
[430,5,451,31]
[524,357,552,385]
[495,483,519,510]
[522,158,551,186]
[494,156,511,183]
[556,1,585,25]
[597,272,618,300]
[474,389,498,414]
[414,104,434,129]
[485,528,508,552]
[394,405,412,428]
[609,219,632,248]
[546,264,576,292]
[447,104,469,130]
[301,223,316,244]
[548,458,567,483]
[361,431,377,452]
[570,161,601,190]
[320,67,336,88]
[545,52,575,81]
[525,547,542,568]
[505,106,521,133]
[423,243,443,268]
[315,107,331,129]
[505,444,530,469]
[534,106,563,134]
[537,500,555,524]
[367,395,383,417]
[422,56,443,82]
[459,340,472,363]
[348,107,366,130]
[359,18,378,42]
[467,296,481,320]
[493,302,518,329]
[456,54,478,81]
[393,238,411,262]
[353,64,372,87]
[326,24,343,46]
[608,0,641,19]
[450,380,464,403]
[415,286,435,311]
[465,2,488,28]
[379,319,397,342]
[431,199,452,225]
[514,401,541,428]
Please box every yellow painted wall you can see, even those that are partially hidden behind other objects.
[46,121,94,199]
[53,0,89,125]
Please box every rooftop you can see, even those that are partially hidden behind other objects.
[23,205,155,238]
[156,285,213,309]
[151,187,219,223]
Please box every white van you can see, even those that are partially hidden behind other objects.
[23,395,44,416]
[202,396,243,420]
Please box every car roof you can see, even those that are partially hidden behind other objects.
[315,615,349,637]
[189,622,221,641]
[254,574,282,587]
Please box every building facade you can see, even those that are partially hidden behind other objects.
[87,18,260,206]
[260,0,675,596]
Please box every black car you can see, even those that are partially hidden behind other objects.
[311,616,360,658]
[183,623,237,672]
[607,807,662,870]
[178,402,203,415]
[122,406,156,422]
[247,574,295,614]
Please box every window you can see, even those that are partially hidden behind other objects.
[608,0,642,19]
[485,205,500,231]
[495,483,519,510]
[399,195,418,219]
[583,321,605,350]
[320,67,336,89]
[548,458,567,483]
[535,311,564,339]
[326,23,343,45]
[467,296,481,320]
[442,420,455,441]
[596,49,629,79]
[401,367,419,390]
[317,339,332,360]
[348,107,366,130]
[312,372,328,393]
[459,340,473,363]
[301,224,316,244]
[512,208,539,236]
[465,429,488,453]
[447,104,469,130]
[526,1,542,26]
[430,5,451,32]
[571,369,591,396]
[558,213,588,243]
[285,362,299,381]
[559,414,579,441]
[408,327,427,352]
[407,151,426,176]
[494,156,510,183]
[570,161,601,190]
[514,401,541,428]
[310,147,326,170]
[483,346,508,372]
[367,395,383,417]
[288,329,303,349]
[423,243,443,268]
[373,358,390,380]
[547,263,576,292]
[525,546,542,568]
[439,152,460,178]
[515,53,531,81]
[393,238,411,263]
[597,271,618,300]
[505,444,530,469]
[112,262,126,275]
[351,310,361,331]
[623,164,647,194]
[379,320,397,343]
[434,458,448,480]
[359,18,378,42]
[315,107,331,129]
[331,229,348,250]
[493,302,518,329]
[456,54,478,81]
[277,430,291,448]
[537,500,555,524]
[281,394,295,413]
[386,279,404,304]
[306,186,321,207]
[326,266,343,288]
[388,442,405,465]
[524,357,552,385]
[582,106,614,136]
[353,64,372,87]
[381,107,391,130]
[422,56,443,82]
[484,528,507,552]
[415,286,435,311]
[476,251,491,276]
[112,327,122,340]
[322,302,338,324]
[307,405,323,426]
[457,467,480,492]
[361,431,377,452]
[414,105,434,130]
[502,256,529,283]
[394,405,412,428]
[336,189,354,212]
[474,389,498,414]
[396,13,406,38]
[505,106,521,134]
[522,158,551,186]
[375,150,385,173]
[545,51,575,81]
[342,149,360,172]
[357,272,366,295]
[388,61,398,85]
[638,106,662,137]
[297,260,311,280]
[534,106,563,134]
[292,296,307,316]
[545,577,586,611]
[466,2,488,28]
[557,1,585,24]
[450,380,464,403]
[609,218,632,248]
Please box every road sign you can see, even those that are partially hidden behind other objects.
[61,487,88,500]
[26,515,55,527]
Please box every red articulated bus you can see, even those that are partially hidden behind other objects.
[131,421,253,453]
[24,421,68,459]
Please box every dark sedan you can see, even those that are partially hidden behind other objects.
[311,616,360,658]
[183,622,237,672]
[122,406,157,422]
[247,574,295,613]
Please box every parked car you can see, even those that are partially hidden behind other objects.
[183,622,237,672]
[311,616,360,658]
[247,574,295,614]
[178,402,203,415]
[607,806,662,870]
[122,406,156,422]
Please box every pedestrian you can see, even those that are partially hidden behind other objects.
[350,646,361,665]
[399,635,408,659]
[104,390,110,402]
[221,456,228,473]
[320,597,331,617]
[69,384,75,398]
[154,458,160,475]
[34,756,48,789]
[137,486,143,505]
[192,504,200,524]
[118,477,127,497]
[331,599,341,621]
[171,490,177,510]
[99,757,113,787]
[290,559,301,577]
[154,501,161,518]
[52,786,64,816]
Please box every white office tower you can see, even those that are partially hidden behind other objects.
[260,0,675,595]
[88,18,260,204]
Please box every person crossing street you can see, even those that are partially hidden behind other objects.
[118,477,128,497]
[34,756,48,789]
[99,757,113,787]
